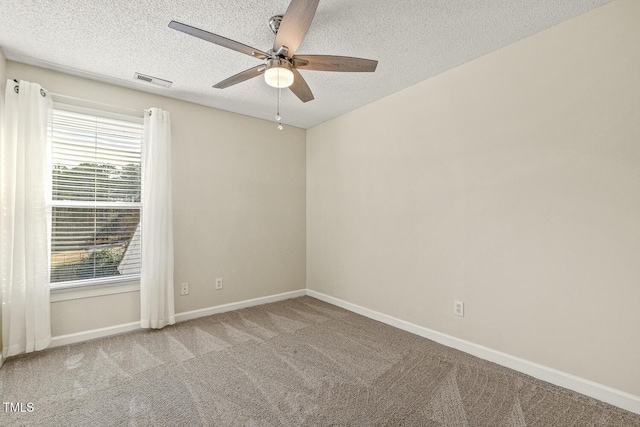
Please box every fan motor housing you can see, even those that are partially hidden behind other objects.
[265,58,292,71]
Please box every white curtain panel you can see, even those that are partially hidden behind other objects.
[0,80,52,362]
[140,108,175,329]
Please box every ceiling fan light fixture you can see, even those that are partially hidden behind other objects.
[264,59,294,88]
[169,0,376,103]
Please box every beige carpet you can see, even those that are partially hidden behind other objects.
[1,296,638,426]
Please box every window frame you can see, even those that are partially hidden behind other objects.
[49,102,144,301]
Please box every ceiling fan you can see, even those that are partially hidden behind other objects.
[169,0,378,103]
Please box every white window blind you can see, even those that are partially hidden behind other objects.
[51,106,143,286]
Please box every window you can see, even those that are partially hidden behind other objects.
[50,105,143,289]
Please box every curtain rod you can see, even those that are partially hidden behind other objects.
[12,79,151,116]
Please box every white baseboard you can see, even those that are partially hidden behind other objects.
[306,289,640,415]
[50,321,141,348]
[50,289,306,349]
[175,289,307,322]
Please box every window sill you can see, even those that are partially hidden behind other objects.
[50,277,140,302]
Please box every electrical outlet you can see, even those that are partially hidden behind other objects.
[454,300,464,317]
[180,282,189,296]
[215,278,223,290]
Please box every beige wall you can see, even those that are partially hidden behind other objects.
[307,0,640,397]
[6,61,306,336]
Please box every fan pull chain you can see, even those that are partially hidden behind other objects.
[276,84,283,131]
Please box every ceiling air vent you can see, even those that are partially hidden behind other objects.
[133,72,172,88]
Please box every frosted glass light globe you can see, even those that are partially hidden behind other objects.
[264,62,294,88]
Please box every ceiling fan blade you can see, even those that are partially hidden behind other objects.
[293,55,378,72]
[289,68,314,103]
[213,65,266,89]
[273,0,320,57]
[169,21,268,60]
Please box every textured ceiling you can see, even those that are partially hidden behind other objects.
[0,0,612,129]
